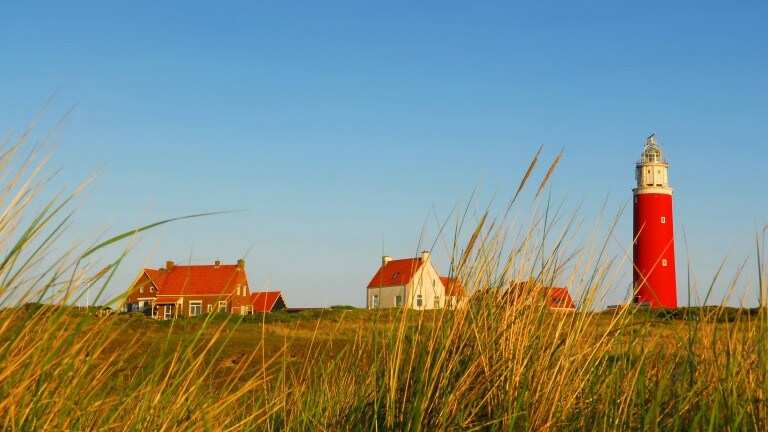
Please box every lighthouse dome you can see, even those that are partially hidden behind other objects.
[634,133,671,193]
[640,134,665,164]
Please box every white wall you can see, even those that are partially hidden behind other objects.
[368,285,406,309]
[635,161,671,194]
[407,260,446,310]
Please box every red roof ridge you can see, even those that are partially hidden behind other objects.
[144,262,242,269]
[143,261,248,296]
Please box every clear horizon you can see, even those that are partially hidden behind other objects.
[1,1,766,307]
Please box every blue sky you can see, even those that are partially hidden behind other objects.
[1,1,766,307]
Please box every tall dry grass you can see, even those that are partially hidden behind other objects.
[0,127,765,431]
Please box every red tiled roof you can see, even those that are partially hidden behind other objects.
[547,287,576,309]
[440,276,465,297]
[145,269,165,289]
[251,291,283,312]
[367,258,423,288]
[143,264,247,296]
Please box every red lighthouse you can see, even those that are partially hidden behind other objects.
[633,134,678,308]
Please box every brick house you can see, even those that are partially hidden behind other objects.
[496,281,576,311]
[124,260,256,319]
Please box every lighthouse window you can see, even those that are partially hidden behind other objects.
[661,259,668,267]
[660,216,666,224]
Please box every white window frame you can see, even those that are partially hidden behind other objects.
[371,294,379,309]
[240,305,250,315]
[189,301,202,317]
[164,305,172,320]
[434,296,440,308]
[660,216,666,224]
[661,259,668,267]
[416,294,423,308]
[207,304,213,313]
[395,295,403,307]
[218,301,227,312]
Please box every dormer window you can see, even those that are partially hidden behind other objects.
[392,272,400,280]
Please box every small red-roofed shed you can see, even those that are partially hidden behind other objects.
[251,291,287,313]
[440,276,467,309]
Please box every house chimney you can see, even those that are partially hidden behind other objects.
[236,259,245,270]
[382,256,392,266]
[165,261,175,271]
[420,250,431,262]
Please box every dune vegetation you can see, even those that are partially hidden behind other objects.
[0,130,766,431]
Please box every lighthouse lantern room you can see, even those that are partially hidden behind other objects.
[633,134,678,308]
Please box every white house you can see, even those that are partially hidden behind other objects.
[366,251,465,310]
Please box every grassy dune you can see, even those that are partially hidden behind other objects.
[1,304,765,430]
[0,132,766,430]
